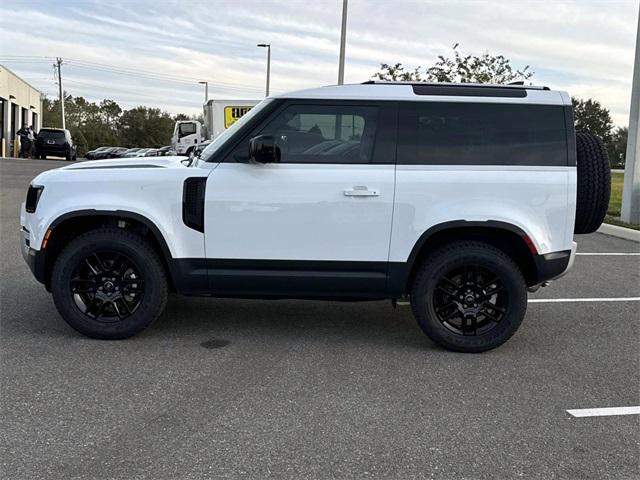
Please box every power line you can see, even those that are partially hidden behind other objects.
[0,55,266,93]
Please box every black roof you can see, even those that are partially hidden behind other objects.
[361,80,549,98]
[361,80,548,90]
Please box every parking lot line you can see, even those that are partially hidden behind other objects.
[576,253,640,256]
[567,406,640,417]
[528,297,640,303]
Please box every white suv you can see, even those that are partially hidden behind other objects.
[20,82,610,352]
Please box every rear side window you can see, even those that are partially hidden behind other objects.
[398,102,567,166]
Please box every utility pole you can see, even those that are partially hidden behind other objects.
[55,57,65,129]
[337,0,348,85]
[257,44,271,96]
[621,6,640,224]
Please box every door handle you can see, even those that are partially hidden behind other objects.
[343,186,379,197]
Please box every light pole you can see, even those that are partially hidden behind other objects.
[198,81,209,104]
[257,43,271,97]
[621,5,640,224]
[337,0,348,85]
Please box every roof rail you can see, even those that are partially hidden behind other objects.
[361,80,549,91]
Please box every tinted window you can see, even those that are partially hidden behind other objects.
[398,102,567,166]
[255,104,379,164]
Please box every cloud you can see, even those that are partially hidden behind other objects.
[0,0,637,125]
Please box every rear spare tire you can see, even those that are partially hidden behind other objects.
[574,132,610,234]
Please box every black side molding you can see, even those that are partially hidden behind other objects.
[183,178,207,233]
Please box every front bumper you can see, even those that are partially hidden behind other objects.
[21,228,46,285]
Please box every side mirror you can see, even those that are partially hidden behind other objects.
[249,135,279,163]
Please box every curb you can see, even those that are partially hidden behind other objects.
[598,223,640,242]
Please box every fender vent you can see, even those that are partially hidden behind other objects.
[183,177,206,232]
[26,185,44,213]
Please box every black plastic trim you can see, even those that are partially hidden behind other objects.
[183,178,207,233]
[385,220,537,295]
[25,185,44,213]
[412,84,527,98]
[23,246,46,284]
[564,105,577,167]
[533,250,571,284]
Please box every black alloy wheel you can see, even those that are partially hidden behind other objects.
[410,241,527,353]
[70,251,144,322]
[51,228,168,339]
[433,264,507,336]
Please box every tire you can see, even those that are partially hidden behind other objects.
[410,241,527,353]
[574,132,611,234]
[51,228,168,339]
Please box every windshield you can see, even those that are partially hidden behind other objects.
[199,99,273,163]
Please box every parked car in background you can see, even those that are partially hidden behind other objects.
[122,148,142,158]
[143,149,159,157]
[107,147,129,159]
[34,128,76,161]
[156,146,176,156]
[85,146,111,160]
[130,148,152,157]
[91,147,119,160]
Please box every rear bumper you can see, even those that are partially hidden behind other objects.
[532,241,577,284]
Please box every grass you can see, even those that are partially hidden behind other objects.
[606,171,640,231]
[608,172,624,217]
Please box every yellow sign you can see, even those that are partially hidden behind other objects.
[224,106,253,129]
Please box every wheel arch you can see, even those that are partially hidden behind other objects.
[42,209,175,292]
[390,220,541,295]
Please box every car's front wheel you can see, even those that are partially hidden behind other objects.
[410,241,527,353]
[51,228,168,339]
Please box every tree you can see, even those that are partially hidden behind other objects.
[572,98,614,144]
[41,94,191,154]
[608,126,628,168]
[118,106,175,147]
[373,44,533,84]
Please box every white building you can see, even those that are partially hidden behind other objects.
[0,65,43,157]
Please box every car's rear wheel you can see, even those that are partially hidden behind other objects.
[410,241,527,353]
[51,228,168,339]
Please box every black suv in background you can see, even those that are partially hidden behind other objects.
[35,128,77,161]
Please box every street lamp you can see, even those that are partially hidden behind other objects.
[338,0,348,85]
[257,43,271,97]
[198,81,208,104]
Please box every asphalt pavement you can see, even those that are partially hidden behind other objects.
[1,157,639,479]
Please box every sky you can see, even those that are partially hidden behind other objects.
[1,0,638,125]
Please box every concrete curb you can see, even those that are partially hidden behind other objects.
[598,223,640,242]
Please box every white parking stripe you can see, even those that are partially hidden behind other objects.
[576,253,640,256]
[528,297,640,303]
[567,406,640,417]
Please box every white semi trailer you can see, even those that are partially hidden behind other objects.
[171,99,259,156]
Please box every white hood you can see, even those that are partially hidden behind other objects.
[60,156,189,170]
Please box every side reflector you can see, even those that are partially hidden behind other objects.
[522,234,538,254]
[41,229,53,249]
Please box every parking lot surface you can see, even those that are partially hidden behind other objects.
[1,158,638,479]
